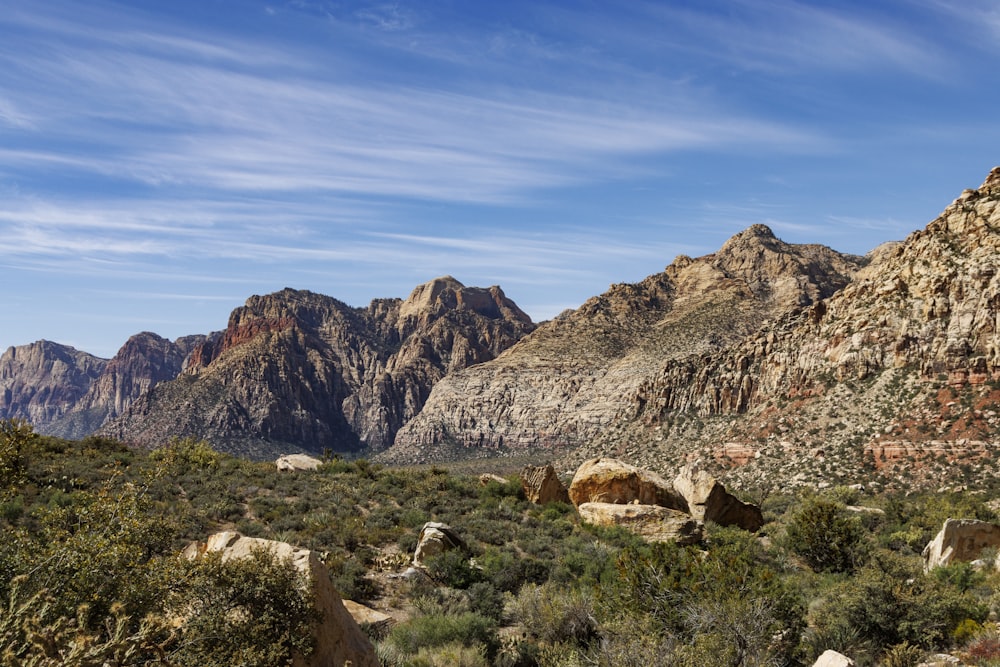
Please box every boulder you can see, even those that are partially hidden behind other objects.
[917,655,962,667]
[479,473,508,485]
[413,522,466,567]
[276,453,323,472]
[184,531,377,667]
[520,463,570,504]
[922,518,1000,571]
[813,650,855,667]
[673,465,764,531]
[577,502,702,545]
[342,599,394,637]
[568,457,688,511]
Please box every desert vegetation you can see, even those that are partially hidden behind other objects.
[4,419,1000,666]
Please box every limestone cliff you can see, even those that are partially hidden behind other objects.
[100,279,534,458]
[383,224,864,464]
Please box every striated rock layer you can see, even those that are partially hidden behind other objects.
[100,277,534,458]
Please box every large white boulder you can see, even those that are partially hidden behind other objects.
[813,649,855,667]
[922,518,1000,571]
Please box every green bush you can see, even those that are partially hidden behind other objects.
[386,612,498,657]
[785,496,868,573]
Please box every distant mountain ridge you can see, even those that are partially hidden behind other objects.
[5,168,1000,490]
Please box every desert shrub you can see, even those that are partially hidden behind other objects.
[386,612,498,658]
[880,641,925,667]
[425,548,484,589]
[784,496,868,573]
[0,419,36,495]
[812,550,988,654]
[604,527,804,665]
[508,582,599,648]
[466,582,505,622]
[167,548,317,667]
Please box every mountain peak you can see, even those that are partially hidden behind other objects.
[980,166,1000,194]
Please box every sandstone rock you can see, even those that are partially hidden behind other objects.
[813,650,855,667]
[413,522,466,567]
[479,473,508,485]
[520,464,570,504]
[922,518,1000,571]
[673,465,764,531]
[276,453,323,471]
[577,502,702,544]
[917,655,962,667]
[1,333,209,440]
[185,531,377,667]
[568,458,688,511]
[342,599,394,636]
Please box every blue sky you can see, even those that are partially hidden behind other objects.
[2,0,998,358]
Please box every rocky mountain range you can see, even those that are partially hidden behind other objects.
[13,277,533,459]
[4,168,1000,488]
[383,168,1000,491]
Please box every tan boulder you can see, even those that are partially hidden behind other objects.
[813,650,855,667]
[520,464,570,504]
[343,599,394,637]
[673,465,764,531]
[413,522,466,567]
[184,531,377,667]
[479,473,508,485]
[276,453,322,472]
[577,502,702,545]
[922,518,1000,571]
[568,457,688,511]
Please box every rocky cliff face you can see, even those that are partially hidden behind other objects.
[383,224,865,464]
[0,341,107,427]
[45,332,210,438]
[600,167,1000,491]
[100,278,535,458]
[1,334,210,438]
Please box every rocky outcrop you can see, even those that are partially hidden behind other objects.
[384,225,864,464]
[184,531,377,667]
[101,278,534,458]
[922,518,1000,571]
[673,465,764,531]
[0,341,107,428]
[413,522,466,567]
[520,464,570,504]
[276,453,323,471]
[342,599,394,636]
[577,502,702,544]
[568,458,688,511]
